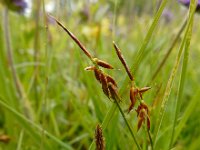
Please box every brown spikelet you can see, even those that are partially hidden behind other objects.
[136,102,151,131]
[128,103,134,113]
[0,134,10,144]
[93,58,114,69]
[94,68,102,83]
[137,117,145,131]
[95,124,105,150]
[140,102,149,115]
[106,75,118,87]
[128,87,138,112]
[84,66,96,71]
[108,82,119,100]
[139,87,151,94]
[48,14,93,59]
[113,41,134,81]
[100,73,110,98]
[147,116,151,130]
[137,109,146,131]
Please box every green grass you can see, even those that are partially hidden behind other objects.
[0,0,200,149]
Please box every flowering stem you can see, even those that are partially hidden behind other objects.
[113,95,142,150]
[51,16,141,149]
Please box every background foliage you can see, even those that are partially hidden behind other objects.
[0,0,200,149]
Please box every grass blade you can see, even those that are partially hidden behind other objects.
[0,97,73,150]
[169,0,197,148]
[131,0,168,73]
[174,88,200,142]
[153,1,197,148]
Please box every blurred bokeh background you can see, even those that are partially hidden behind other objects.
[0,0,200,149]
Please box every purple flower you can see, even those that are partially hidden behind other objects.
[162,9,173,23]
[2,0,28,13]
[178,0,200,12]
[13,0,28,12]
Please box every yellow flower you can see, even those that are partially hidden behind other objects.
[101,18,111,36]
[82,25,100,39]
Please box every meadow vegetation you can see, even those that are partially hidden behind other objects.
[0,0,200,149]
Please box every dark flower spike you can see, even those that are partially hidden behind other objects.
[100,73,110,98]
[140,101,149,114]
[93,58,114,69]
[178,0,200,12]
[128,87,151,112]
[113,41,134,81]
[84,66,103,83]
[147,115,151,130]
[137,109,146,131]
[128,87,138,112]
[48,14,93,59]
[94,68,102,83]
[108,82,120,101]
[106,75,118,87]
[95,124,105,150]
[136,102,150,131]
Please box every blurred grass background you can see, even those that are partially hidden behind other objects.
[0,0,200,149]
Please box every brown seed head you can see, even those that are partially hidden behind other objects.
[138,86,151,99]
[139,87,151,93]
[95,124,105,150]
[128,87,139,112]
[106,75,118,87]
[94,68,102,83]
[0,134,11,144]
[108,82,119,101]
[48,14,93,59]
[137,109,146,131]
[136,102,151,131]
[113,41,134,81]
[100,73,110,98]
[147,116,151,130]
[93,58,114,69]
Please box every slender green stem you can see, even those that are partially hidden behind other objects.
[113,95,141,150]
[33,0,42,103]
[16,130,24,150]
[3,8,22,99]
[39,0,49,149]
[147,129,153,150]
[3,8,34,120]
